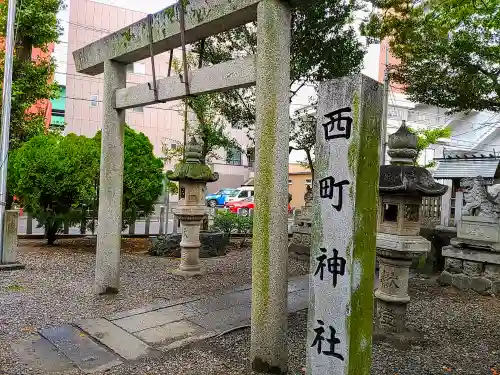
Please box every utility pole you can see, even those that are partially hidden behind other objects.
[380,39,390,165]
[0,0,18,260]
[164,176,170,234]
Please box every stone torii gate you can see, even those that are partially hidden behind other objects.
[74,0,296,372]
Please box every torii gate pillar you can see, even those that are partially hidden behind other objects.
[251,0,291,373]
[94,60,126,295]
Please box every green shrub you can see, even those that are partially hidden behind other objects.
[211,210,254,244]
[212,210,239,235]
[236,214,253,247]
[236,214,253,235]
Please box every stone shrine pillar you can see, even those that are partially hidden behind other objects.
[168,138,219,277]
[375,122,447,333]
[0,210,24,271]
[306,74,383,375]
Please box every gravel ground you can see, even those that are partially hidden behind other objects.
[100,278,500,375]
[1,241,499,375]
[0,238,308,374]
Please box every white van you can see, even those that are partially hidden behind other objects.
[226,186,254,202]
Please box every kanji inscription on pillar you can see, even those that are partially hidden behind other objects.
[307,75,383,375]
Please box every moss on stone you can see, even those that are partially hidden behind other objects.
[347,85,381,375]
[166,162,218,182]
[252,1,280,328]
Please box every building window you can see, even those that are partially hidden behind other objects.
[90,95,98,107]
[171,143,177,149]
[388,106,399,117]
[226,147,242,165]
[305,179,312,185]
[289,179,292,184]
[132,106,144,113]
[127,62,146,75]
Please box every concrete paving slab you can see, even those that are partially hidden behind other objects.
[187,289,251,314]
[112,305,193,333]
[106,295,201,321]
[11,334,75,373]
[39,325,122,374]
[76,318,157,360]
[134,320,204,345]
[187,303,251,334]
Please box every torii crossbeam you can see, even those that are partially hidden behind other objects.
[73,0,293,372]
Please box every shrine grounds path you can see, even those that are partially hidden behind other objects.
[1,239,499,374]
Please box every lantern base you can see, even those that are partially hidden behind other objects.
[172,268,206,277]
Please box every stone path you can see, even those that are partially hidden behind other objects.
[13,275,308,374]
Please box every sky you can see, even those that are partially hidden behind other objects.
[54,0,380,162]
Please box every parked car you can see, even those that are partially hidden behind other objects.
[226,186,255,203]
[206,189,239,207]
[225,196,292,216]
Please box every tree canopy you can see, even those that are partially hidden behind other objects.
[409,126,452,167]
[362,0,500,113]
[290,107,316,179]
[11,126,164,244]
[194,0,365,132]
[95,126,164,227]
[0,0,64,150]
[10,133,99,244]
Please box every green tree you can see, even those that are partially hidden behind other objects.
[10,133,99,244]
[409,126,452,167]
[0,0,65,149]
[95,126,164,227]
[194,0,365,132]
[362,0,499,113]
[290,106,317,180]
[165,55,242,164]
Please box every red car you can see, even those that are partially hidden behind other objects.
[224,196,293,216]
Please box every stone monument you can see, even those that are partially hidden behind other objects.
[167,137,219,277]
[375,122,447,334]
[306,74,383,375]
[439,176,500,294]
[0,210,24,271]
[288,185,312,260]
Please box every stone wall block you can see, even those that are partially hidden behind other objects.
[491,280,500,295]
[470,277,492,295]
[452,273,471,290]
[437,270,453,286]
[445,258,463,274]
[463,260,483,277]
[484,264,500,280]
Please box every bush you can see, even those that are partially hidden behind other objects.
[10,133,99,245]
[212,210,239,235]
[95,126,164,228]
[211,210,254,247]
[236,214,253,247]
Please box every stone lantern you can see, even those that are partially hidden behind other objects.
[167,137,219,277]
[288,185,313,260]
[375,122,447,334]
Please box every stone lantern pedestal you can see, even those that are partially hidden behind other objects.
[375,236,430,333]
[438,177,500,295]
[375,122,447,334]
[167,138,219,277]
